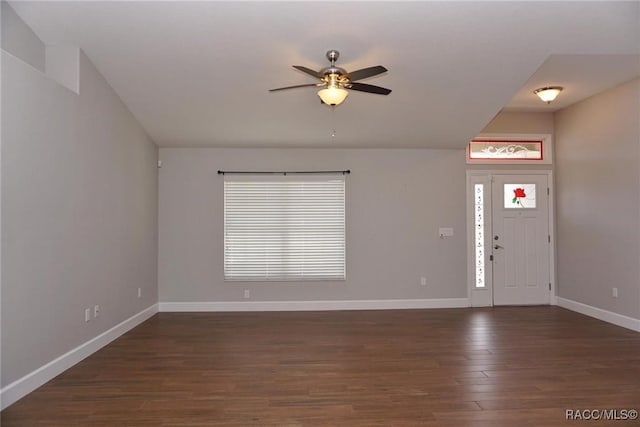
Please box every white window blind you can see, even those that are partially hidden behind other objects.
[224,175,346,281]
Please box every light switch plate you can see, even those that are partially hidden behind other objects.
[439,227,454,237]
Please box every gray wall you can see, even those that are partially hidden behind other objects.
[158,148,467,303]
[1,8,159,386]
[1,1,45,72]
[482,111,554,135]
[555,78,640,319]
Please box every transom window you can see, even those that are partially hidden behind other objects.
[223,175,346,281]
[469,139,543,160]
[466,134,552,164]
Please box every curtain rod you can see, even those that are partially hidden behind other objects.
[217,170,350,176]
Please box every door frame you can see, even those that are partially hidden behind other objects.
[466,170,556,307]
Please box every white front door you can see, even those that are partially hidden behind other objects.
[491,174,550,305]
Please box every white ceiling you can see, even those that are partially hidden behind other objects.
[10,1,640,149]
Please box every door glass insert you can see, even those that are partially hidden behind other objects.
[504,183,536,209]
[474,184,485,288]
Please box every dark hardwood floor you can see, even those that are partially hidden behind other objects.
[2,307,640,426]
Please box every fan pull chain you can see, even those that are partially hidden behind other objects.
[331,105,337,139]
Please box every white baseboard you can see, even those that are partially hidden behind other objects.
[0,304,158,410]
[556,297,640,332]
[159,298,469,312]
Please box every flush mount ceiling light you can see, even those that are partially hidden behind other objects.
[269,50,391,107]
[534,86,563,104]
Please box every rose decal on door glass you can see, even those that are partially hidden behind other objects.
[512,188,526,207]
[504,184,536,209]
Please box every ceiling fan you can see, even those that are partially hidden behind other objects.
[269,50,391,106]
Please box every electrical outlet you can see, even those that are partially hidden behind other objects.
[85,308,91,322]
[94,305,100,318]
[612,287,618,298]
[138,287,142,298]
[420,276,427,286]
[244,289,250,299]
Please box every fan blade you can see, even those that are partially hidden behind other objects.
[292,65,323,79]
[269,83,322,92]
[348,82,392,95]
[345,65,387,81]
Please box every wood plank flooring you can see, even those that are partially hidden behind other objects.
[2,307,640,426]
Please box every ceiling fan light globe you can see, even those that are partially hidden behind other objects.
[317,87,349,106]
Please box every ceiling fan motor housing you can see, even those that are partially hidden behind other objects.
[322,50,348,87]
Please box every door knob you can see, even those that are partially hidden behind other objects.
[494,244,504,250]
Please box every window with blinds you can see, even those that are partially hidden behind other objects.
[223,175,346,281]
